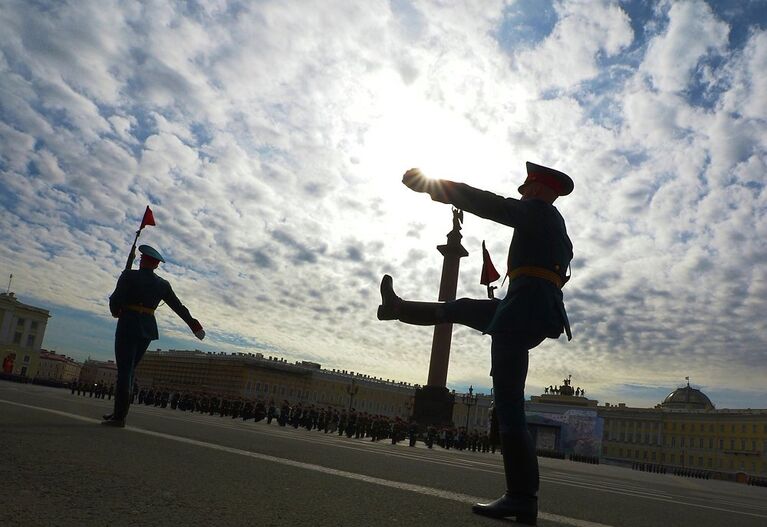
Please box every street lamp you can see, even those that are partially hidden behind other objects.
[461,385,478,430]
[346,379,359,411]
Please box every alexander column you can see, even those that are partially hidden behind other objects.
[413,207,468,428]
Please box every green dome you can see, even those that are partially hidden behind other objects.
[661,385,714,410]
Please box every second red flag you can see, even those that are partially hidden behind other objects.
[140,205,156,229]
[480,240,500,285]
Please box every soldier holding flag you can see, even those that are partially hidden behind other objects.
[377,163,574,524]
[102,206,206,427]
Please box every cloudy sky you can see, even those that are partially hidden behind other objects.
[1,0,765,409]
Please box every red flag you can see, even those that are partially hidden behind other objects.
[140,206,155,229]
[480,240,500,285]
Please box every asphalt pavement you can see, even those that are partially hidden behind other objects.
[2,382,766,527]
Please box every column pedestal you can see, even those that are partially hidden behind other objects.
[413,385,455,429]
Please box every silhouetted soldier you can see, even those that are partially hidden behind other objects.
[324,408,333,433]
[346,410,357,438]
[170,391,180,410]
[278,401,289,426]
[231,399,242,419]
[408,420,418,447]
[241,400,253,421]
[254,400,266,422]
[338,410,347,436]
[102,245,205,428]
[317,408,327,431]
[378,164,573,524]
[330,409,340,433]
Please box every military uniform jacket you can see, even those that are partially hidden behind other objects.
[439,181,572,340]
[109,268,195,341]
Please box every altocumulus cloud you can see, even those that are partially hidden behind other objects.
[0,0,765,408]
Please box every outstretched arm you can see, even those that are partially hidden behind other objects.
[401,169,530,228]
[164,286,206,340]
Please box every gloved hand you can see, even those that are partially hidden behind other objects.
[189,319,205,340]
[402,168,450,203]
[401,168,429,193]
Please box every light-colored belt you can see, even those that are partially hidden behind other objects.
[124,304,155,315]
[508,266,564,289]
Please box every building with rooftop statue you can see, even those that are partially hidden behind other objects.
[525,375,603,457]
[525,376,767,480]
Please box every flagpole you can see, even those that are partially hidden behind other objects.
[124,228,142,271]
[124,206,155,271]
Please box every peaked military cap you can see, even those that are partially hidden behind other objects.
[519,162,574,196]
[138,244,165,263]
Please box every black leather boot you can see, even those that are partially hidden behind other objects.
[472,430,538,524]
[377,275,402,320]
[377,275,445,325]
[109,385,131,425]
[100,418,126,428]
[471,494,536,524]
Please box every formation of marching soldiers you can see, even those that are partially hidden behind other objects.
[74,384,497,453]
[70,380,114,400]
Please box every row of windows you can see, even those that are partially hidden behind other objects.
[15,318,39,330]
[668,437,762,452]
[606,420,659,430]
[668,422,766,434]
[11,332,36,347]
[606,433,764,452]
[243,382,404,413]
[10,318,39,347]
[606,420,767,435]
[159,375,408,414]
[142,362,413,400]
[607,432,663,444]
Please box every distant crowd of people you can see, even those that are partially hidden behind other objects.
[632,462,715,480]
[71,383,499,453]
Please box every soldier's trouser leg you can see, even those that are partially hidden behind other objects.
[472,333,544,524]
[113,334,151,421]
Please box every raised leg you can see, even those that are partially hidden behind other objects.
[377,275,498,330]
